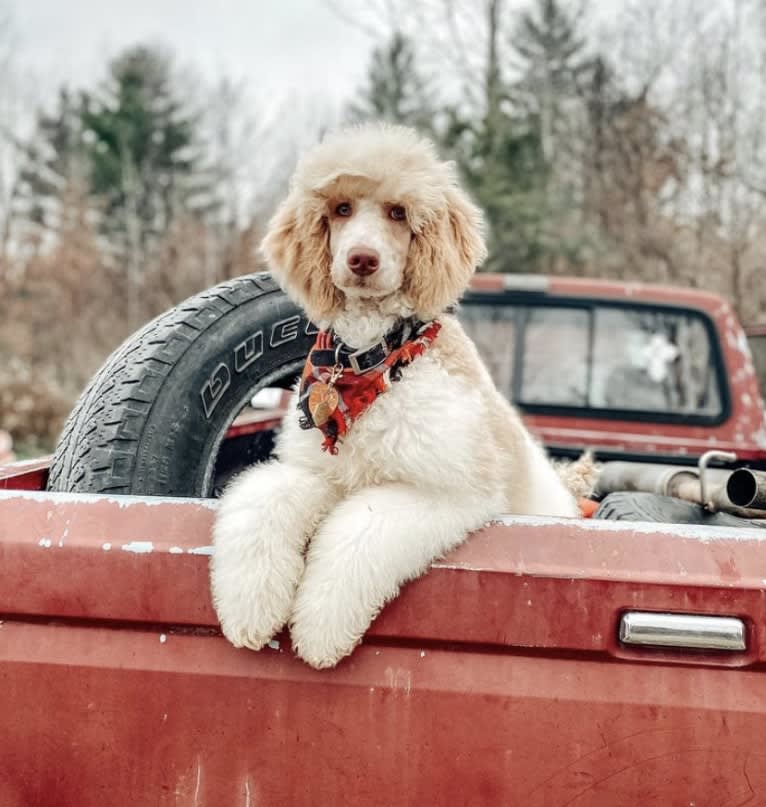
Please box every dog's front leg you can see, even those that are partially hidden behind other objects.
[211,460,338,651]
[289,483,496,669]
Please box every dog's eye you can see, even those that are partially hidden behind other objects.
[335,202,352,217]
[389,205,407,222]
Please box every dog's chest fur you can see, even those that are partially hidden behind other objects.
[278,352,498,497]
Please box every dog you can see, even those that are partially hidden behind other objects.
[210,124,579,669]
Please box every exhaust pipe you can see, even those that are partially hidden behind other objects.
[596,462,766,518]
[595,463,729,502]
[727,469,766,510]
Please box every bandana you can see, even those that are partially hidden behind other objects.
[298,319,441,453]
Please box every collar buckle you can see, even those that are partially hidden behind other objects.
[348,338,389,374]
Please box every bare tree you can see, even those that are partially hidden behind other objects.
[0,9,28,267]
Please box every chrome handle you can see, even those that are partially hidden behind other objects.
[619,611,746,652]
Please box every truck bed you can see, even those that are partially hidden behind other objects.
[2,477,766,806]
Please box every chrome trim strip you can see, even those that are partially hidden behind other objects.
[619,611,746,652]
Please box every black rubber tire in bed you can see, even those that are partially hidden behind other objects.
[594,491,765,528]
[47,273,314,497]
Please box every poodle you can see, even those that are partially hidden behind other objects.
[210,124,579,669]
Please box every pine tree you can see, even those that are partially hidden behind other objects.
[348,31,435,131]
[79,45,210,250]
[511,0,592,163]
[443,110,551,273]
[438,0,556,273]
[467,0,595,271]
[16,89,88,234]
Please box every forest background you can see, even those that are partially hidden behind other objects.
[2,0,765,452]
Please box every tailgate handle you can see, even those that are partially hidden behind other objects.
[619,611,746,652]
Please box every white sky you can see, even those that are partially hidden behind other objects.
[9,0,372,107]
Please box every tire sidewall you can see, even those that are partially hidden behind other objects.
[130,292,316,496]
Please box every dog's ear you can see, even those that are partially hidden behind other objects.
[260,192,343,324]
[405,186,487,318]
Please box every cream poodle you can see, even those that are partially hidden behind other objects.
[211,124,579,669]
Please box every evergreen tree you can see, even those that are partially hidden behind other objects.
[17,89,88,232]
[79,45,211,250]
[455,0,594,272]
[443,110,551,273]
[348,31,435,131]
[436,0,559,273]
[511,0,592,163]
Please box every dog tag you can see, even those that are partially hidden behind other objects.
[308,382,339,427]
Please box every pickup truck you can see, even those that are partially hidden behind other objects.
[2,274,766,806]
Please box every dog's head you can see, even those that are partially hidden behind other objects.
[261,124,487,325]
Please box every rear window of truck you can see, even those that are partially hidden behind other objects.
[459,297,727,424]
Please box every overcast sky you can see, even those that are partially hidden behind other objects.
[9,0,372,107]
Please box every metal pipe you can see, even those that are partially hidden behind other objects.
[727,469,766,510]
[594,462,729,500]
[699,450,737,511]
[595,462,766,519]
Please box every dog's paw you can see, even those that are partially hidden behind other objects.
[217,611,275,653]
[211,474,307,652]
[289,581,374,669]
[290,621,361,670]
[212,556,293,652]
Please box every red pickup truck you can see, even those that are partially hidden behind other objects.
[2,274,766,806]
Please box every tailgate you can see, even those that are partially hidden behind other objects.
[1,489,766,806]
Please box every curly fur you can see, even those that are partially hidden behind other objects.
[212,124,579,669]
[261,125,487,324]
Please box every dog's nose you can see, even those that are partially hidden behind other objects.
[347,247,380,276]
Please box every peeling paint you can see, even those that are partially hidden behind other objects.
[121,541,154,554]
[168,546,184,554]
[160,634,167,644]
[385,666,412,695]
[38,538,51,548]
[194,758,202,806]
[267,639,280,650]
[102,543,112,551]
[431,560,486,572]
[244,778,253,807]
[0,488,219,510]
[187,546,214,556]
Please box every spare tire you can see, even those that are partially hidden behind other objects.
[594,491,766,529]
[47,273,313,497]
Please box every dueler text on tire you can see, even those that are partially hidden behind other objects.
[47,273,313,497]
